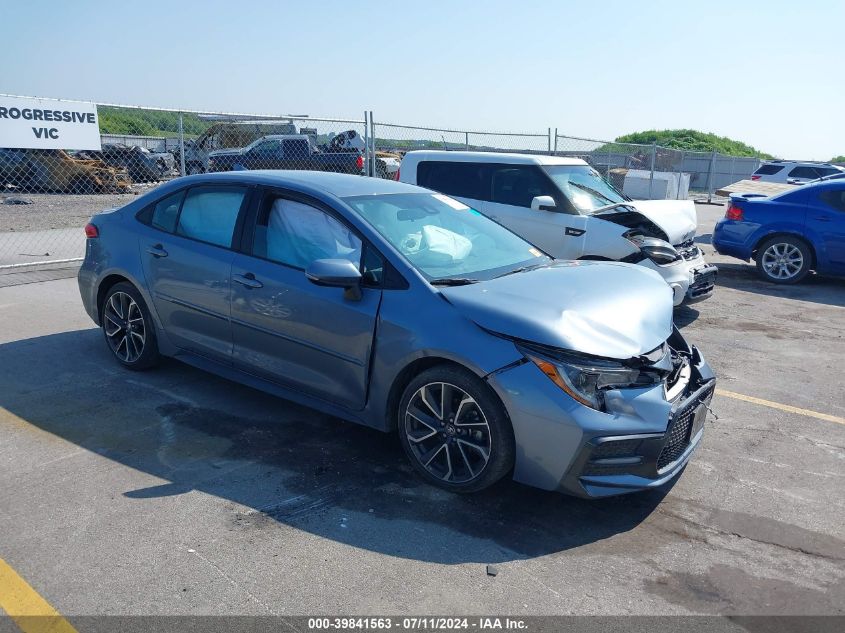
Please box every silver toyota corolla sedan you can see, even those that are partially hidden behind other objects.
[78,171,715,497]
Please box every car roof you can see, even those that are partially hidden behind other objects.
[402,150,587,166]
[171,171,426,197]
[761,159,843,169]
[256,134,309,141]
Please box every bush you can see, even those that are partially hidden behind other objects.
[610,129,773,159]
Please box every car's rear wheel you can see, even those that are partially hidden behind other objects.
[398,366,514,493]
[755,236,812,284]
[101,282,159,370]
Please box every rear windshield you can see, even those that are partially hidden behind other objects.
[754,165,785,175]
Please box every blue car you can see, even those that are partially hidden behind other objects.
[713,180,845,283]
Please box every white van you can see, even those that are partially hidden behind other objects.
[399,151,716,305]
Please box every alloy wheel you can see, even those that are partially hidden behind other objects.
[761,242,803,280]
[103,291,146,363]
[404,382,492,484]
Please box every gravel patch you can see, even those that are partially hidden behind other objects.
[0,183,165,232]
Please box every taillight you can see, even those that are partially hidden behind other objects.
[394,167,400,181]
[751,175,761,180]
[356,155,364,171]
[725,204,743,221]
[84,223,99,238]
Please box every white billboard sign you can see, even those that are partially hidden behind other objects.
[0,95,101,150]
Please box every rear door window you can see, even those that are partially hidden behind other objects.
[176,186,248,248]
[282,139,310,159]
[143,190,185,232]
[788,166,822,179]
[417,161,489,201]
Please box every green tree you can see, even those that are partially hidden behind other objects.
[609,129,773,159]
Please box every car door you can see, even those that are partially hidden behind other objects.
[247,139,282,170]
[139,184,251,363]
[415,160,488,210]
[808,185,845,272]
[229,189,382,410]
[280,138,312,170]
[481,164,587,260]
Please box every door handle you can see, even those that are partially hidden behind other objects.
[813,216,831,222]
[233,273,263,289]
[146,244,168,258]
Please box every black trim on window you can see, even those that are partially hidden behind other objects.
[135,183,253,251]
[243,186,408,290]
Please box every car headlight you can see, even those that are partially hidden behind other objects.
[524,352,645,410]
[627,235,682,265]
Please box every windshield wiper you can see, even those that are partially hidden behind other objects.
[589,201,638,214]
[430,277,479,286]
[568,180,616,204]
[496,261,551,278]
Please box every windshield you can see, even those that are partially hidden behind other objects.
[543,165,627,213]
[344,193,549,281]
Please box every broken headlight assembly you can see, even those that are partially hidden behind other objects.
[522,348,661,411]
[625,234,682,266]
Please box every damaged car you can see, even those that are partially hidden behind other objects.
[0,148,130,193]
[400,151,718,305]
[77,144,175,182]
[78,172,715,497]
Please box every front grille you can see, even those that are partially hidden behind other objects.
[656,384,714,471]
[675,239,701,261]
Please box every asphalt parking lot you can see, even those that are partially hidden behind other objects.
[0,203,843,619]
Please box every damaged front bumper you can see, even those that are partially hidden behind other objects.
[487,336,716,498]
[686,263,718,303]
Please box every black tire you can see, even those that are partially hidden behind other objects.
[398,365,514,493]
[755,235,812,284]
[101,282,159,370]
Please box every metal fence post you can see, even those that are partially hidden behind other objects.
[465,131,469,150]
[548,128,551,154]
[677,150,685,199]
[606,144,612,179]
[648,142,656,199]
[707,149,717,203]
[363,110,369,177]
[178,113,186,176]
[552,128,558,156]
[368,111,375,177]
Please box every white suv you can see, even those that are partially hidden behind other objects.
[399,151,717,305]
[752,161,845,185]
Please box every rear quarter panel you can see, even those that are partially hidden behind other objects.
[714,192,810,260]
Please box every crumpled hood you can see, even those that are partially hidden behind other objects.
[439,261,673,359]
[627,200,697,245]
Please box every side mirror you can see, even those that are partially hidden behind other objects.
[530,195,556,211]
[305,259,363,300]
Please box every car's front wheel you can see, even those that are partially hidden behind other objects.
[398,365,514,493]
[101,282,159,370]
[755,236,812,284]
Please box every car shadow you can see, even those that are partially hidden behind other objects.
[715,262,845,308]
[0,328,676,565]
[673,304,700,328]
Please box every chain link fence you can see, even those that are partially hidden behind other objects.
[1,95,765,275]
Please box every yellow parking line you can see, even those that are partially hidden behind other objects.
[716,388,845,426]
[0,558,78,633]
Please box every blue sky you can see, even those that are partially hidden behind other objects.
[2,0,842,159]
